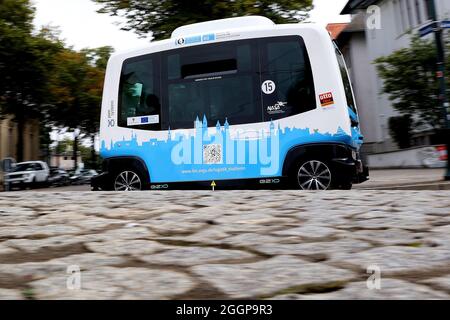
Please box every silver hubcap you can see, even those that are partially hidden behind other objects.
[114,171,142,191]
[297,160,331,190]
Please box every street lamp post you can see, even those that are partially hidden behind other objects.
[426,0,450,180]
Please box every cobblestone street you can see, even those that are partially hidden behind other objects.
[0,190,449,300]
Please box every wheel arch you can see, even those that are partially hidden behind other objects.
[103,156,151,185]
[282,143,353,177]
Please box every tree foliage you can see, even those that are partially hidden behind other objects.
[92,0,314,40]
[375,36,450,131]
[0,0,112,166]
[0,0,64,161]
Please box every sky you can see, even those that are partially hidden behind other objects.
[33,0,351,52]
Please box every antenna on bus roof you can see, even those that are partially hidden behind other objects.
[171,16,275,39]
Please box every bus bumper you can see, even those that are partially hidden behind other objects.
[91,172,111,191]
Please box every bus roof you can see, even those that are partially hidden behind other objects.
[171,16,275,39]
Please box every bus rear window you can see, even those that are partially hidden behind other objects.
[163,40,261,130]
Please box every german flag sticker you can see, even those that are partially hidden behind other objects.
[319,92,334,107]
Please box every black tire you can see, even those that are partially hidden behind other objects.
[112,167,146,191]
[292,159,333,190]
[337,181,353,190]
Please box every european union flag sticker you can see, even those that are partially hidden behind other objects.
[141,117,149,124]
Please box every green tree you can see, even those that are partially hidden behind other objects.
[93,0,313,40]
[375,37,450,130]
[49,47,113,170]
[81,47,113,169]
[0,0,64,161]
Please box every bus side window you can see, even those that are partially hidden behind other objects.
[118,55,161,130]
[260,36,316,121]
[334,44,357,116]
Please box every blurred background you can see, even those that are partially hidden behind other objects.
[0,0,449,190]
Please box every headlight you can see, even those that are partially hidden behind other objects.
[352,150,357,160]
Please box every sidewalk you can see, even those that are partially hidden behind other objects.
[354,168,450,190]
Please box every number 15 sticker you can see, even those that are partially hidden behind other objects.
[262,80,276,94]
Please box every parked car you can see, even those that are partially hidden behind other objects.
[70,169,98,185]
[48,167,70,187]
[4,161,50,189]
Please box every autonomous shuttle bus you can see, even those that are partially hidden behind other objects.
[92,16,369,191]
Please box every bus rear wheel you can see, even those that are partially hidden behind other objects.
[295,160,332,190]
[114,170,143,191]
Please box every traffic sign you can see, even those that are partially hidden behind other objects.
[419,21,437,37]
[419,20,450,37]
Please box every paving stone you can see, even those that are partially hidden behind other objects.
[348,228,428,246]
[272,225,340,239]
[421,276,450,293]
[0,225,82,239]
[256,238,372,257]
[0,242,18,255]
[0,254,127,281]
[31,267,193,299]
[86,239,167,256]
[4,236,86,253]
[269,279,450,300]
[0,288,24,300]
[140,246,255,266]
[331,246,450,274]
[79,226,156,242]
[192,255,355,298]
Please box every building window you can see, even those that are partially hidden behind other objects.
[415,0,422,24]
[424,0,432,20]
[406,0,414,28]
[397,0,407,32]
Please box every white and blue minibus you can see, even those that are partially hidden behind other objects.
[92,16,369,191]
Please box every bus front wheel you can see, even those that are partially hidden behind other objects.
[295,159,332,191]
[113,169,143,191]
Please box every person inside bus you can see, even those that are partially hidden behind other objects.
[139,93,160,117]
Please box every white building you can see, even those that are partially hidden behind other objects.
[338,0,450,155]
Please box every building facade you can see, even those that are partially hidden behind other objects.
[338,0,450,154]
[0,116,40,162]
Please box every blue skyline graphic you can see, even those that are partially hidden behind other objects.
[100,116,354,183]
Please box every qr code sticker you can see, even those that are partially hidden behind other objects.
[203,144,223,164]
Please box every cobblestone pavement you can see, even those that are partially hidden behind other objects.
[0,190,449,300]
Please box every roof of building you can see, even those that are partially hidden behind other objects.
[335,12,366,45]
[326,23,349,39]
[340,0,379,14]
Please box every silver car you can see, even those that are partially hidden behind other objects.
[4,161,50,189]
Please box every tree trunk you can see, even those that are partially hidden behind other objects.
[91,135,97,169]
[73,132,78,171]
